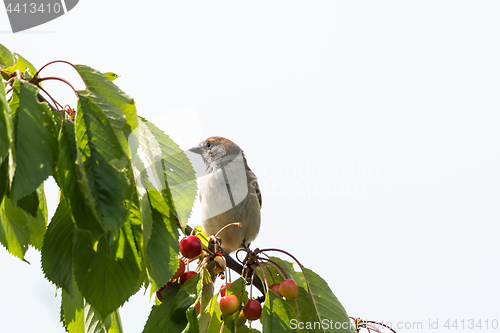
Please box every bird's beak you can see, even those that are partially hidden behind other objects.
[188,146,202,154]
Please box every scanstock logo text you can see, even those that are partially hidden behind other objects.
[3,0,79,32]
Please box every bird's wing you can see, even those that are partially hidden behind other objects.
[255,178,262,207]
[247,169,262,208]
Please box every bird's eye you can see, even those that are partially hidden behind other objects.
[207,142,211,148]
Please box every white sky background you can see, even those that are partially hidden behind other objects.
[1,1,500,332]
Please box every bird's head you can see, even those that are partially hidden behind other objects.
[189,136,246,172]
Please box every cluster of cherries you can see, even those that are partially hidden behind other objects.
[219,277,299,324]
[156,235,300,326]
[155,235,201,302]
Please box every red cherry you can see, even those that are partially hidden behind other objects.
[220,282,232,297]
[195,300,201,315]
[156,281,173,302]
[180,236,203,259]
[172,258,186,280]
[220,294,239,315]
[243,299,262,321]
[179,271,197,285]
[269,283,282,297]
[279,279,299,300]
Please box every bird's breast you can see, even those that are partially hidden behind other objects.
[199,152,249,220]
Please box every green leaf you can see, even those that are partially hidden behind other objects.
[133,153,179,291]
[268,257,354,333]
[3,53,37,79]
[103,72,119,82]
[0,159,9,202]
[198,268,215,322]
[170,272,202,324]
[142,282,187,333]
[42,197,74,295]
[199,293,224,333]
[183,306,200,333]
[262,257,293,282]
[221,313,238,333]
[73,227,141,319]
[262,291,297,333]
[127,198,149,290]
[122,211,145,288]
[77,86,131,158]
[0,80,14,200]
[55,121,103,238]
[198,293,217,333]
[61,286,88,333]
[144,273,202,333]
[266,258,318,328]
[286,286,318,329]
[137,118,197,226]
[299,267,354,333]
[0,185,46,259]
[9,80,58,203]
[0,196,30,260]
[74,65,138,131]
[0,80,12,168]
[0,43,14,68]
[75,90,132,233]
[143,186,180,289]
[13,53,37,79]
[27,184,47,250]
[103,310,124,333]
[16,190,40,217]
[61,280,122,333]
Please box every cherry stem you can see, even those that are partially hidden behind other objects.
[182,224,266,296]
[254,259,269,294]
[256,256,288,280]
[194,257,203,272]
[235,248,248,264]
[35,77,78,97]
[37,85,64,120]
[349,317,398,333]
[365,321,397,333]
[257,255,277,285]
[257,251,285,283]
[224,265,229,292]
[249,264,256,300]
[214,222,242,239]
[241,257,251,282]
[265,265,277,285]
[33,60,79,79]
[256,248,323,320]
[5,76,15,86]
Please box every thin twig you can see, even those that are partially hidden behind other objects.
[35,76,78,96]
[37,87,63,120]
[257,257,288,280]
[33,60,80,79]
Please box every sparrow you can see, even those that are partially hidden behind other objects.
[189,137,261,253]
